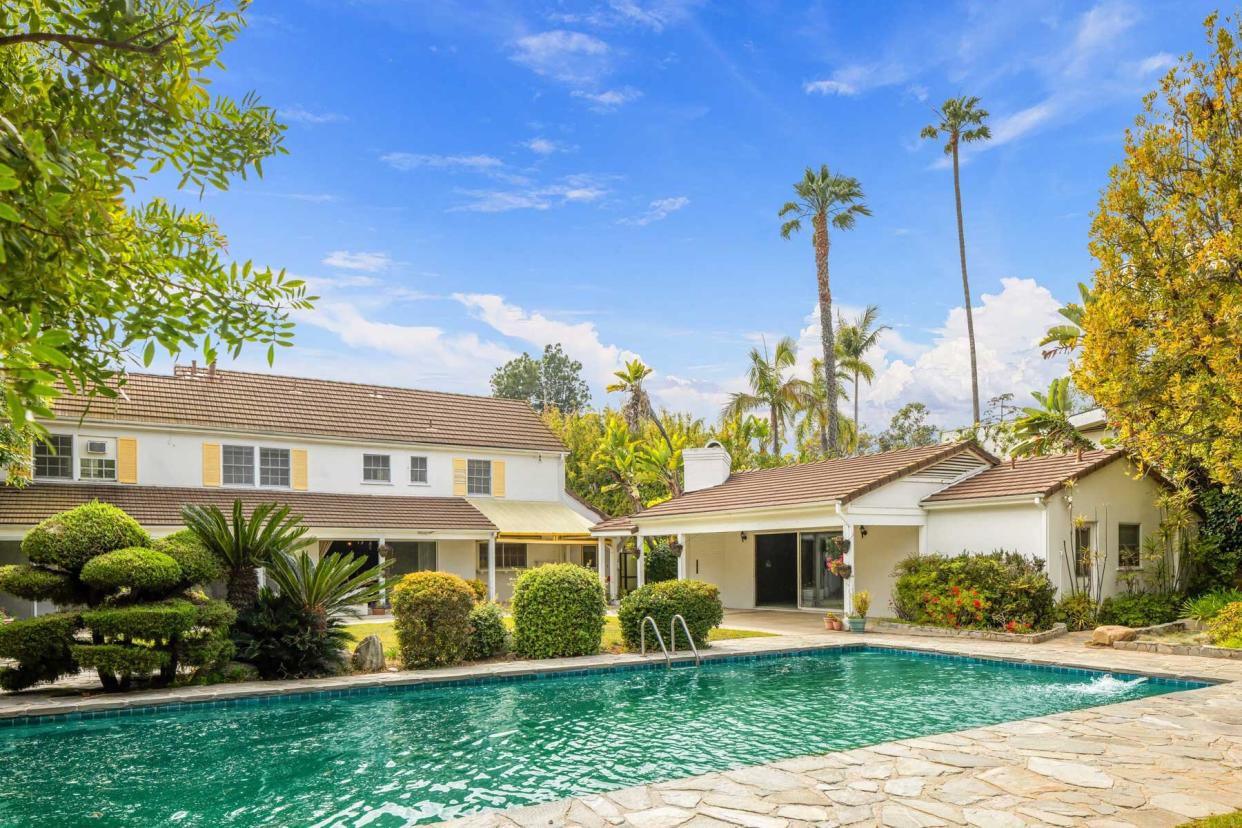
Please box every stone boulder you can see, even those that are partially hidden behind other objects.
[1091,625,1137,646]
[351,634,386,672]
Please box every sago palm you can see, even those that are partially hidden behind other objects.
[724,336,810,456]
[181,500,312,611]
[922,95,991,426]
[835,305,888,454]
[780,165,870,456]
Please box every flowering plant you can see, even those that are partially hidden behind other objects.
[920,584,990,629]
[827,555,852,579]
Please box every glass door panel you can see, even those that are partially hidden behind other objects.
[800,532,845,609]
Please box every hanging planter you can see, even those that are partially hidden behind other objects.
[827,555,853,579]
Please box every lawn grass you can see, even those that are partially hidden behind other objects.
[345,616,774,661]
[1179,815,1242,827]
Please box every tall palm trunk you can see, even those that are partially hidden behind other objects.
[852,370,860,455]
[769,406,780,455]
[813,212,840,455]
[952,141,980,425]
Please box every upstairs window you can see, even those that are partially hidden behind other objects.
[363,454,391,483]
[222,445,255,486]
[33,434,73,479]
[80,457,117,481]
[1118,523,1142,569]
[260,448,291,488]
[467,459,492,495]
[410,456,428,484]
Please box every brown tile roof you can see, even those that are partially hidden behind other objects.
[922,449,1126,503]
[591,515,637,533]
[49,367,566,453]
[627,442,994,521]
[0,483,496,531]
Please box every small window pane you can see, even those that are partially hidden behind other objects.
[467,459,491,495]
[80,458,116,481]
[33,434,74,479]
[363,454,391,482]
[1073,525,1092,577]
[410,456,428,484]
[260,448,290,487]
[478,542,527,569]
[222,445,255,486]
[1118,523,1142,569]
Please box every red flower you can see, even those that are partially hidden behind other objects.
[973,599,982,609]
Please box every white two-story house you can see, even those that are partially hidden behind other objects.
[0,366,604,618]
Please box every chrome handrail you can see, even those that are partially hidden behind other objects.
[670,614,701,666]
[640,615,670,667]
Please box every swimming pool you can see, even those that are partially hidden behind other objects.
[0,646,1199,827]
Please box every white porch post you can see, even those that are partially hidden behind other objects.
[636,534,646,589]
[596,537,606,587]
[917,524,927,557]
[676,533,686,579]
[842,523,856,616]
[486,532,497,601]
[609,539,620,601]
[378,536,387,608]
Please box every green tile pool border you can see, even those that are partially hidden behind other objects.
[0,644,1210,730]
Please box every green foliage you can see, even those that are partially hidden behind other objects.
[511,563,606,658]
[892,551,1057,630]
[1191,487,1242,594]
[153,529,223,586]
[491,343,591,414]
[465,578,488,602]
[467,602,510,661]
[22,502,149,572]
[1182,589,1242,622]
[1010,377,1094,458]
[1055,593,1098,632]
[1097,592,1183,628]
[618,579,723,651]
[72,644,170,677]
[725,336,809,457]
[233,591,346,680]
[79,547,182,594]
[0,1,312,443]
[265,550,391,618]
[1208,602,1242,648]
[643,541,680,583]
[391,571,476,668]
[82,600,200,641]
[0,612,80,691]
[0,564,84,604]
[877,403,939,452]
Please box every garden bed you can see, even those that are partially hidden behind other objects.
[1113,618,1242,660]
[872,619,1067,644]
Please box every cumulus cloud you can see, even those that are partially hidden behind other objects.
[619,196,689,226]
[510,30,611,85]
[322,251,393,272]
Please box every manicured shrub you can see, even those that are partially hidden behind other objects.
[83,599,200,641]
[465,578,488,602]
[511,563,605,658]
[1208,601,1242,648]
[1097,592,1183,628]
[618,579,723,651]
[72,643,170,677]
[392,571,476,668]
[1055,594,1098,632]
[0,564,85,605]
[153,529,223,586]
[1181,589,1242,622]
[643,542,680,583]
[892,551,1056,631]
[80,547,182,594]
[22,501,149,572]
[467,602,510,660]
[0,612,81,691]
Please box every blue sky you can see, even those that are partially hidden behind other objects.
[151,0,1217,431]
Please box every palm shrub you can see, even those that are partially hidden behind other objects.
[511,563,606,658]
[1182,589,1242,622]
[391,571,476,668]
[181,500,310,611]
[618,579,723,651]
[467,602,510,660]
[0,502,235,691]
[234,550,390,679]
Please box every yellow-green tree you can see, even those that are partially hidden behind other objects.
[1075,14,1242,487]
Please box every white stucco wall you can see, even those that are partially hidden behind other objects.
[684,531,756,609]
[852,525,919,618]
[924,502,1047,561]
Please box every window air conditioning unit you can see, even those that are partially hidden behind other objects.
[84,440,108,455]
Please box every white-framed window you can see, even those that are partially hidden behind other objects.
[33,434,74,480]
[80,457,117,481]
[1073,524,1093,578]
[260,448,291,488]
[363,453,391,483]
[478,541,527,569]
[222,445,255,486]
[467,459,491,495]
[410,456,428,485]
[1118,523,1142,569]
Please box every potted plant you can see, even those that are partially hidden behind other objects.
[823,611,843,631]
[849,590,870,633]
[827,555,853,580]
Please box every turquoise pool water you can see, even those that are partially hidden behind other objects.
[0,647,1194,827]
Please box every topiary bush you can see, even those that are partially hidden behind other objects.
[153,529,224,586]
[0,612,81,691]
[0,564,86,605]
[80,547,182,595]
[1097,591,1183,628]
[892,551,1057,631]
[1207,601,1242,648]
[391,571,476,668]
[511,563,605,658]
[23,502,149,571]
[467,602,510,660]
[618,579,723,651]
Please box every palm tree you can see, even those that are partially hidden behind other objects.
[724,336,810,456]
[796,357,852,455]
[606,359,674,455]
[780,166,871,456]
[181,500,311,611]
[921,96,991,426]
[835,305,888,453]
[1011,377,1093,458]
[1039,282,1095,358]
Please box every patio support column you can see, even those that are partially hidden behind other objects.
[676,533,686,579]
[917,524,927,557]
[842,523,856,618]
[596,537,606,587]
[636,534,646,589]
[609,539,620,601]
[378,535,388,609]
[486,532,497,601]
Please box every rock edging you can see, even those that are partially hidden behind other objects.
[871,620,1067,644]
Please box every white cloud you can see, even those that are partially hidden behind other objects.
[450,174,608,213]
[380,153,504,172]
[277,105,347,125]
[803,63,909,97]
[572,86,643,110]
[989,100,1059,147]
[619,195,690,226]
[803,79,857,96]
[322,251,393,273]
[1138,52,1175,74]
[524,137,564,155]
[511,30,611,85]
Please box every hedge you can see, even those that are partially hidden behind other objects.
[467,601,510,660]
[153,530,223,586]
[465,578,488,602]
[72,643,170,677]
[618,579,723,651]
[79,547,182,594]
[892,551,1057,631]
[391,571,476,668]
[23,502,149,572]
[511,563,605,658]
[1097,591,1183,628]
[82,599,201,641]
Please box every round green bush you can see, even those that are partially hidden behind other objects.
[391,571,476,668]
[642,542,680,583]
[1055,594,1098,632]
[511,563,605,658]
[153,529,223,586]
[618,579,723,651]
[0,564,85,605]
[465,578,488,602]
[467,601,510,660]
[1097,592,1182,628]
[79,547,182,594]
[0,612,83,691]
[892,551,1057,630]
[22,502,149,572]
[82,599,200,641]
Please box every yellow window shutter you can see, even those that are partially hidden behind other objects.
[202,442,221,487]
[452,458,467,496]
[291,449,308,490]
[493,460,505,497]
[117,438,138,484]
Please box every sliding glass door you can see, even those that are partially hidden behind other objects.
[799,531,845,609]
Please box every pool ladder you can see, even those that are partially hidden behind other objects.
[640,614,701,668]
